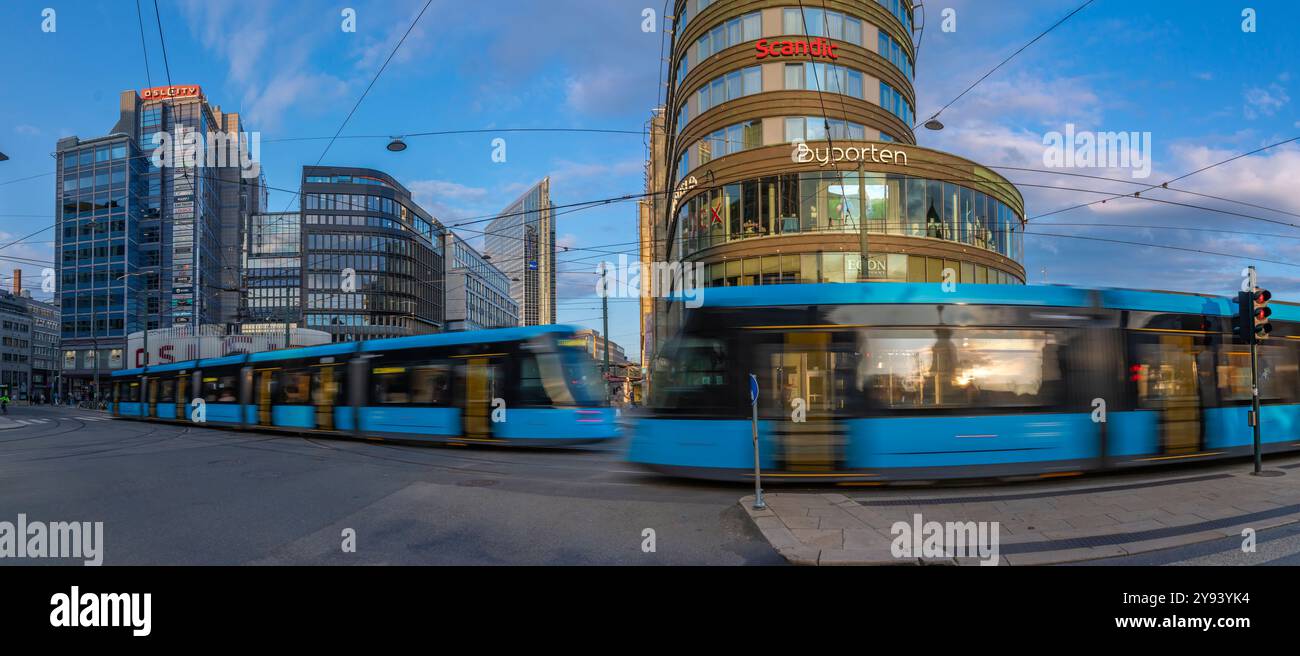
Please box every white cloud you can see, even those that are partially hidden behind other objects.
[1243,83,1290,120]
[13,125,40,136]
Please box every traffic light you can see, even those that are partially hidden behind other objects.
[1234,288,1272,343]
[1235,291,1254,342]
[1251,287,1273,341]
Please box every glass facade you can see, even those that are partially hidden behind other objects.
[57,137,146,341]
[676,171,1023,262]
[243,212,301,324]
[702,251,1021,287]
[484,178,555,326]
[301,167,445,341]
[446,233,519,331]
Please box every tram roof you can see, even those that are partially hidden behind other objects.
[359,324,579,353]
[110,325,584,378]
[678,283,1300,321]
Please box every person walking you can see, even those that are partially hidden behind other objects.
[0,393,10,415]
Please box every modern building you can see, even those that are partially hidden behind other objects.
[485,178,556,326]
[573,328,628,366]
[300,166,446,341]
[638,107,671,385]
[0,291,32,400]
[55,84,265,399]
[24,292,59,403]
[445,232,519,331]
[241,211,302,334]
[661,1,1025,293]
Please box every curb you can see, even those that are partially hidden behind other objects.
[740,490,1300,566]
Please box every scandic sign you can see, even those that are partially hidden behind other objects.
[140,85,202,100]
[755,38,839,60]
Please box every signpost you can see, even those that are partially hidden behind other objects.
[749,373,765,510]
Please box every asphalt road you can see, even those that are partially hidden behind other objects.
[0,405,783,565]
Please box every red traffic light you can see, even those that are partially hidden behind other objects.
[1252,288,1272,304]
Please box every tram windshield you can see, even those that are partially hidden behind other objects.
[557,338,606,406]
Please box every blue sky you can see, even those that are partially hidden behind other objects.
[1,0,1298,361]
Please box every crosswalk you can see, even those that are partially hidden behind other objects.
[5,415,112,426]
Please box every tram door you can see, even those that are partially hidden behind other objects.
[256,369,274,426]
[1137,335,1206,455]
[146,377,158,417]
[459,357,500,440]
[763,332,849,472]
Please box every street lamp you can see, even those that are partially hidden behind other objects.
[0,150,9,162]
[923,114,945,131]
[386,137,407,152]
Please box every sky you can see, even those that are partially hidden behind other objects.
[1,0,1298,361]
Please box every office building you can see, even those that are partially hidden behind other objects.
[445,232,519,331]
[300,166,446,341]
[484,178,555,326]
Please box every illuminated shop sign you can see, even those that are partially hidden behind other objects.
[755,38,838,60]
[670,175,699,216]
[140,85,201,100]
[794,142,909,167]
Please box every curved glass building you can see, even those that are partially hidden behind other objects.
[664,1,1026,287]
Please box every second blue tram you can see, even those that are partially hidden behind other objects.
[628,283,1300,481]
[112,325,617,446]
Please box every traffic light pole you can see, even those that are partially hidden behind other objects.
[1250,336,1262,475]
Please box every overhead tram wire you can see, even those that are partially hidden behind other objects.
[134,0,153,89]
[1030,135,1300,221]
[911,0,1097,130]
[277,0,436,218]
[991,164,1300,222]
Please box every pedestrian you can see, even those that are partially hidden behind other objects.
[0,393,9,415]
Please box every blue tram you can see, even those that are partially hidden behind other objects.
[111,325,617,446]
[628,283,1300,481]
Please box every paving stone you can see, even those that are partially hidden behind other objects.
[818,514,869,530]
[842,528,893,553]
[790,529,843,550]
[1064,513,1119,530]
[780,515,822,529]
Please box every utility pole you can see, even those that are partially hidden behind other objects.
[601,262,611,404]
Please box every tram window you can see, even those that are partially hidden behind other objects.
[202,376,239,403]
[858,329,1065,409]
[516,350,580,406]
[650,336,731,410]
[126,382,141,403]
[1216,346,1299,402]
[273,371,313,404]
[371,367,412,404]
[158,379,176,403]
[371,364,450,405]
[409,365,452,405]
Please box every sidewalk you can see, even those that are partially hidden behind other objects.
[742,454,1300,565]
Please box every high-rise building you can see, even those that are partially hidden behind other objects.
[299,166,446,341]
[485,178,555,326]
[55,85,264,398]
[663,1,1025,292]
[445,232,519,331]
[54,134,144,399]
[638,107,670,375]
